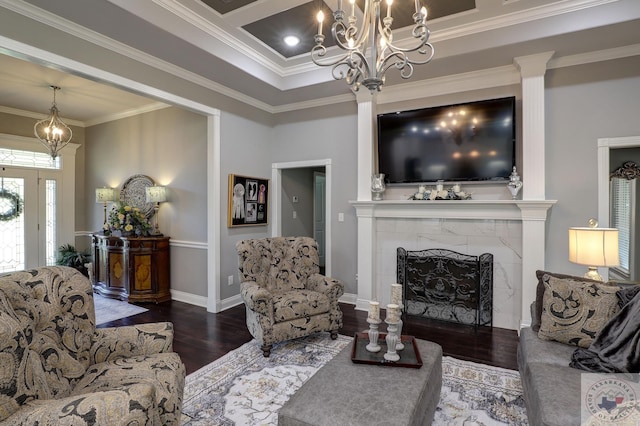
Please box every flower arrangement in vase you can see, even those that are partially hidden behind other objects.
[105,202,152,237]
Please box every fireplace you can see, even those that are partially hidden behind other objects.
[397,247,493,327]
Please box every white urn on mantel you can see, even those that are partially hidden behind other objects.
[507,167,523,200]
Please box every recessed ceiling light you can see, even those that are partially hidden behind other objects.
[284,35,300,47]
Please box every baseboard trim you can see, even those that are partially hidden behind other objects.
[170,289,207,307]
[217,294,244,312]
[339,292,357,305]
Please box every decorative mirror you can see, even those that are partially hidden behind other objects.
[119,174,156,219]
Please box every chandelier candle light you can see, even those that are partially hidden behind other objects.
[312,0,434,92]
[34,86,73,159]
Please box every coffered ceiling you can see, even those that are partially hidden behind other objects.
[0,0,639,124]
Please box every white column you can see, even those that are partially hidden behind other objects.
[354,91,378,311]
[518,202,556,328]
[356,91,377,201]
[514,52,554,201]
[355,202,376,311]
[514,52,554,328]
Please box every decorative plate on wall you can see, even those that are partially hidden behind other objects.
[119,174,155,219]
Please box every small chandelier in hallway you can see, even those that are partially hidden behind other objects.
[34,85,73,159]
[311,0,434,92]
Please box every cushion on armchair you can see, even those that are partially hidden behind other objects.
[0,266,185,425]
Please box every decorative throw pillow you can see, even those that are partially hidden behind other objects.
[538,275,621,348]
[532,270,605,332]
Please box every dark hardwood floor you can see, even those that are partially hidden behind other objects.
[100,300,519,375]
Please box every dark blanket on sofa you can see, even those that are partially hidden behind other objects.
[570,290,640,373]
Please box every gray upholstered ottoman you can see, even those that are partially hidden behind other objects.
[278,338,442,426]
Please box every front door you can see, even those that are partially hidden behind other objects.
[0,167,58,272]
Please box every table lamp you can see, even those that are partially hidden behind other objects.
[146,186,167,235]
[95,187,116,232]
[568,219,619,281]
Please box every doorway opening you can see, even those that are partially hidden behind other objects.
[272,159,332,277]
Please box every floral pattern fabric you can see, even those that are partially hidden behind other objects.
[236,237,344,351]
[0,266,185,425]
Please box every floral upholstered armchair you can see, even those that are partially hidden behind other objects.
[0,266,185,425]
[236,237,344,357]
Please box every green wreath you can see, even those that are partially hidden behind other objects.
[0,188,23,222]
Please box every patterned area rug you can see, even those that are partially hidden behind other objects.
[93,293,148,325]
[181,334,528,425]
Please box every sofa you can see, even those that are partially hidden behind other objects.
[518,271,639,426]
[236,236,344,357]
[0,266,185,425]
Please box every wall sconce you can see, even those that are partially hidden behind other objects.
[95,187,116,232]
[569,219,619,281]
[146,186,167,235]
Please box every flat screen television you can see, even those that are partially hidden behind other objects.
[377,97,516,184]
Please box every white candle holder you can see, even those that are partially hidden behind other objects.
[384,320,400,362]
[396,304,405,351]
[366,318,382,352]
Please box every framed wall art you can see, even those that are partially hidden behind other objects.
[227,174,269,227]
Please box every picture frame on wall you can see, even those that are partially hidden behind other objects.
[227,174,269,227]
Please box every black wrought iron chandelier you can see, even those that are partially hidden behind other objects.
[34,85,72,160]
[311,0,434,92]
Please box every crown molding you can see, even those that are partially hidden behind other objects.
[84,102,171,127]
[548,43,640,69]
[0,105,84,126]
[0,0,274,113]
[430,0,619,42]
[0,0,634,117]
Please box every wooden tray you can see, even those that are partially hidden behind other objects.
[351,332,423,368]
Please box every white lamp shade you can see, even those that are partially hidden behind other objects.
[146,186,167,203]
[95,188,116,203]
[568,227,620,267]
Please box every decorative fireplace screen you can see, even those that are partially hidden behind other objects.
[397,248,493,327]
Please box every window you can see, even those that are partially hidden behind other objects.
[610,178,634,278]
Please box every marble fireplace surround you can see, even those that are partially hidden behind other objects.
[351,200,555,330]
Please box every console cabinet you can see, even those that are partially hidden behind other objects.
[91,234,171,303]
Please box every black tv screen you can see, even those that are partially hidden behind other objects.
[377,97,516,183]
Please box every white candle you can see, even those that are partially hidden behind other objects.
[418,185,426,194]
[386,303,400,323]
[386,0,393,18]
[436,183,444,192]
[415,0,420,14]
[391,283,402,305]
[452,184,461,193]
[317,10,324,36]
[368,301,380,321]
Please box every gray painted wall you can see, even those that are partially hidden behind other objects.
[219,111,272,300]
[545,56,640,278]
[271,112,359,294]
[85,107,208,296]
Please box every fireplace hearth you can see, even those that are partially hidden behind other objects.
[397,248,493,327]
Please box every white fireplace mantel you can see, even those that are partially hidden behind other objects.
[350,200,555,221]
[351,199,556,329]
